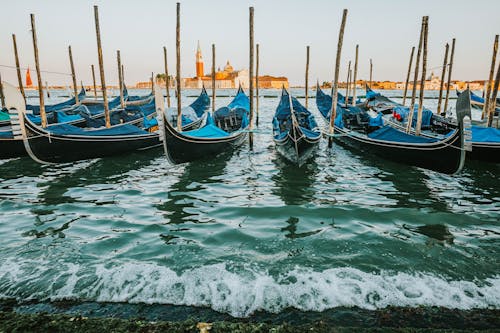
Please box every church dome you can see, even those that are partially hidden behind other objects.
[223,61,234,73]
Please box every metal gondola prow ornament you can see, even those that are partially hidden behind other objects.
[456,88,473,152]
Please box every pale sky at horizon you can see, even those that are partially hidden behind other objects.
[0,0,499,87]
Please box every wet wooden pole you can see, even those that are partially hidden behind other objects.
[151,72,155,94]
[482,35,498,120]
[176,2,182,131]
[68,45,79,104]
[352,45,359,106]
[121,64,125,86]
[12,34,26,102]
[45,81,50,98]
[93,5,110,128]
[305,45,310,109]
[369,58,372,88]
[487,60,500,127]
[91,64,97,98]
[402,46,415,106]
[406,16,425,133]
[30,14,47,128]
[211,44,216,113]
[436,43,449,115]
[256,43,260,126]
[415,16,428,136]
[117,50,124,108]
[345,60,351,107]
[443,38,455,116]
[249,6,254,148]
[163,46,171,107]
[0,73,5,108]
[328,9,348,148]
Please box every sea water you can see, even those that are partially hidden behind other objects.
[0,89,498,319]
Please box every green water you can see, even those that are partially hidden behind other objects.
[0,89,498,318]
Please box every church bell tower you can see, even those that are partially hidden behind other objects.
[196,41,204,78]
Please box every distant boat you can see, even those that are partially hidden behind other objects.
[272,88,321,166]
[25,67,33,87]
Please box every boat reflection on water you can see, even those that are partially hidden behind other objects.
[403,223,454,244]
[271,154,318,206]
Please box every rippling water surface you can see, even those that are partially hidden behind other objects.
[0,89,499,318]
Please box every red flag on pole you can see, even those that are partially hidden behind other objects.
[26,67,33,87]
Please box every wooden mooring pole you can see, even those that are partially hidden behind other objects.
[117,50,124,108]
[402,46,415,106]
[482,35,498,120]
[345,60,351,107]
[487,59,500,127]
[176,2,182,131]
[91,64,97,98]
[256,43,260,126]
[211,43,216,113]
[305,46,310,109]
[415,16,429,136]
[369,58,372,89]
[30,13,47,128]
[68,45,79,104]
[436,43,449,115]
[328,9,348,148]
[163,46,171,108]
[407,16,425,133]
[12,34,26,102]
[443,38,455,116]
[93,5,110,128]
[249,6,254,148]
[352,44,358,106]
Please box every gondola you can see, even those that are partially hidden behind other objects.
[456,89,500,113]
[26,88,86,115]
[160,86,250,164]
[17,89,165,164]
[273,88,321,166]
[164,86,210,131]
[316,86,470,174]
[372,88,500,164]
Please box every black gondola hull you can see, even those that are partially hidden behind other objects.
[162,116,247,164]
[332,126,465,174]
[274,126,320,166]
[23,118,161,164]
[0,138,27,159]
[468,142,500,163]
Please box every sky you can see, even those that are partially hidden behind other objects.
[0,0,499,86]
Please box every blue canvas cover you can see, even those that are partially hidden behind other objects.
[227,87,250,110]
[85,94,122,115]
[315,87,345,128]
[189,87,210,117]
[46,123,148,136]
[28,88,86,115]
[393,105,433,127]
[471,126,500,143]
[274,89,321,139]
[0,129,13,138]
[366,88,381,99]
[183,113,230,138]
[368,126,439,144]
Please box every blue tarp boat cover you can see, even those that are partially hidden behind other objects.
[46,123,148,136]
[472,126,500,143]
[27,88,86,115]
[366,89,381,99]
[0,130,14,138]
[274,90,321,139]
[368,126,439,144]
[183,113,230,138]
[393,105,433,127]
[189,88,210,117]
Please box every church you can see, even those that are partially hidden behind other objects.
[182,42,288,89]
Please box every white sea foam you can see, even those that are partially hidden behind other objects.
[0,258,498,317]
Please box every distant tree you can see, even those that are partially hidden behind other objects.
[321,81,332,88]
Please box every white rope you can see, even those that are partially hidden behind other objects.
[0,64,72,76]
